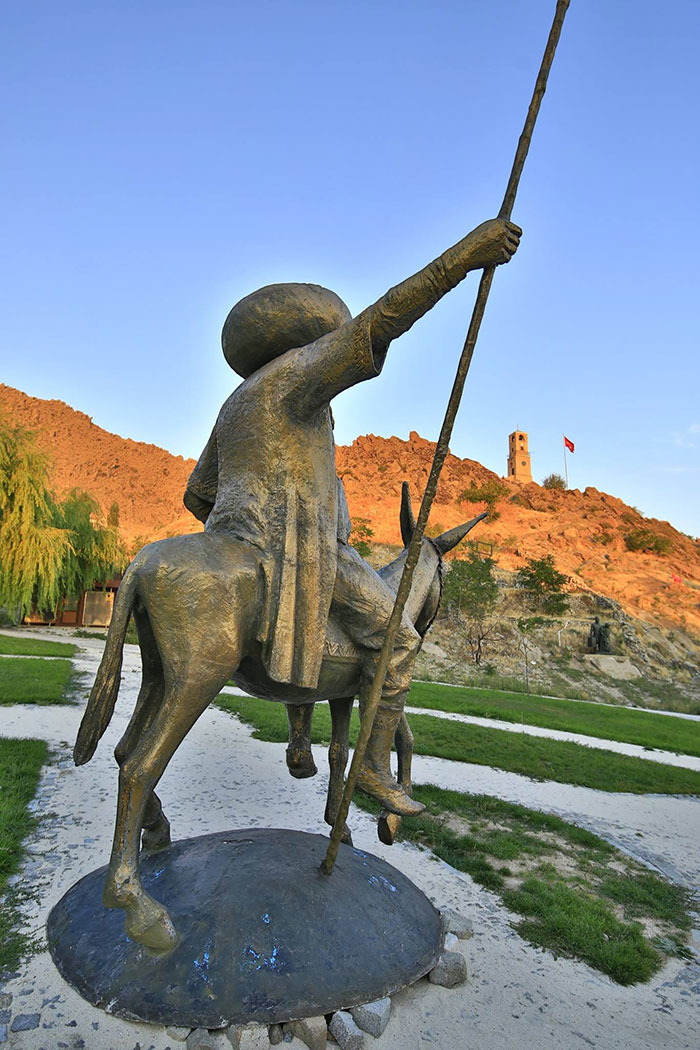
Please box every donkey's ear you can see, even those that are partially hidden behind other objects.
[433,511,488,555]
[400,482,416,547]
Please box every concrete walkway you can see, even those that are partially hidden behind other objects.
[0,634,699,1049]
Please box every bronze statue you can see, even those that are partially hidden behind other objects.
[588,616,613,654]
[74,217,519,952]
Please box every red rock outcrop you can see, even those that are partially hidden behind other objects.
[2,385,699,633]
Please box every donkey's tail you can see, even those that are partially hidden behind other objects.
[73,564,139,766]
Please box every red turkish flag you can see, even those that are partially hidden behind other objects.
[564,436,575,453]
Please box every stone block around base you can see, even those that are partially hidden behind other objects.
[285,1015,327,1050]
[329,1010,365,1050]
[439,909,473,940]
[428,951,468,988]
[350,998,391,1038]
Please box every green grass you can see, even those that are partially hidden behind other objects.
[407,680,700,757]
[0,633,77,658]
[0,656,76,705]
[0,737,48,973]
[352,785,692,985]
[216,693,700,795]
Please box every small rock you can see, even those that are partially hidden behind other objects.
[10,1013,41,1032]
[167,1026,193,1042]
[0,996,11,1010]
[236,1023,270,1050]
[0,1024,7,1045]
[186,1028,229,1050]
[269,1024,284,1045]
[439,909,473,940]
[328,1011,364,1050]
[428,951,468,988]
[350,998,391,1038]
[285,1016,326,1050]
[444,932,459,952]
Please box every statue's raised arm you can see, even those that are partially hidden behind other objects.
[283,218,521,417]
[366,217,521,358]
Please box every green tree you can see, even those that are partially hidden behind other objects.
[516,555,569,615]
[0,417,74,620]
[57,490,127,600]
[0,417,127,621]
[350,517,374,559]
[542,472,566,490]
[443,550,499,664]
[459,479,509,522]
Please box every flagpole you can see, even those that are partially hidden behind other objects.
[321,0,572,877]
[563,435,569,488]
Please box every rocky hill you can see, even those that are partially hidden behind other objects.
[2,383,699,637]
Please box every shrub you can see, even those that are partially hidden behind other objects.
[350,518,374,558]
[460,479,509,523]
[624,530,672,555]
[516,556,569,615]
[542,473,566,490]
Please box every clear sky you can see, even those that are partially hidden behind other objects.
[2,1,698,536]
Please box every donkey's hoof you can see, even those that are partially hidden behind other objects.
[357,768,426,817]
[286,746,318,780]
[124,895,179,953]
[141,816,171,853]
[378,811,402,845]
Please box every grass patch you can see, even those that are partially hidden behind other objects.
[0,656,76,705]
[0,737,48,974]
[352,784,693,985]
[407,680,700,758]
[216,694,700,795]
[0,633,77,658]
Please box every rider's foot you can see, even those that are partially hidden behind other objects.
[286,745,318,779]
[356,764,425,816]
[356,700,425,817]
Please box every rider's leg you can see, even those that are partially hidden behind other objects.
[331,544,424,817]
[285,702,317,779]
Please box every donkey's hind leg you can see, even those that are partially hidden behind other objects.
[113,605,171,853]
[104,666,230,952]
[285,702,317,779]
[325,697,354,846]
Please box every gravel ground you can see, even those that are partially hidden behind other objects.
[0,632,698,1049]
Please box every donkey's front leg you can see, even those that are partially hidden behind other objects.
[378,713,415,846]
[285,702,317,779]
[325,697,354,846]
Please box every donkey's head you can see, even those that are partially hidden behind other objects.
[398,482,487,636]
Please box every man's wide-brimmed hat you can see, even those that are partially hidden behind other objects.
[222,282,351,378]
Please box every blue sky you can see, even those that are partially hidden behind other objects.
[2,1,699,536]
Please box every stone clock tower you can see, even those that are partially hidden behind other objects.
[507,430,532,482]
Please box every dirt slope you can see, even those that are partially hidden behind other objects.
[2,384,699,633]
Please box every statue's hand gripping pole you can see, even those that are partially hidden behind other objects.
[322,0,571,876]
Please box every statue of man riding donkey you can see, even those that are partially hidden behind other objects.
[73,216,521,951]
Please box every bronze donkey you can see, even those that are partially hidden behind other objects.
[74,483,484,951]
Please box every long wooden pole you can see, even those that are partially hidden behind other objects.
[322,0,571,876]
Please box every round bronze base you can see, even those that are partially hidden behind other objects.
[47,828,442,1028]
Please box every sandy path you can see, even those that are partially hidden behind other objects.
[0,637,698,1049]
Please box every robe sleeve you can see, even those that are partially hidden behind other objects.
[184,426,218,523]
[280,311,384,418]
[282,227,491,417]
[365,229,487,356]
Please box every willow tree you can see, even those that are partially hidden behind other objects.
[57,490,127,601]
[0,417,127,622]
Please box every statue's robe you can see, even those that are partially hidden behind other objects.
[186,312,385,689]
